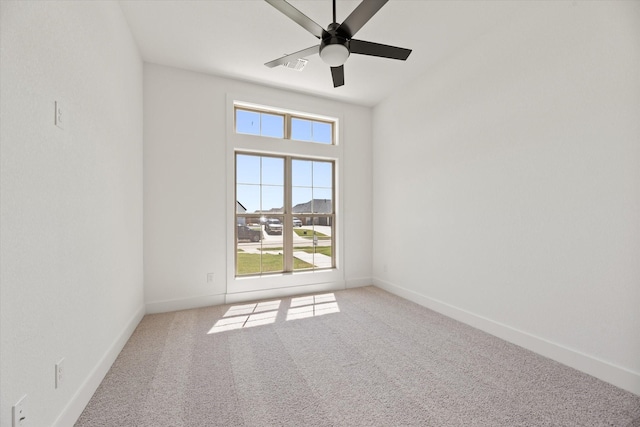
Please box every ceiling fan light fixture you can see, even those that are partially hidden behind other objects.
[319,43,350,67]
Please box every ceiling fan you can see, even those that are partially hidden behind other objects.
[264,0,412,88]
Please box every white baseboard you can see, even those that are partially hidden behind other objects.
[146,279,365,314]
[225,281,346,305]
[345,277,372,289]
[146,294,227,314]
[53,304,146,427]
[373,278,640,397]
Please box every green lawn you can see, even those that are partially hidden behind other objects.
[237,252,313,275]
[257,246,332,257]
[296,246,332,257]
[294,229,331,240]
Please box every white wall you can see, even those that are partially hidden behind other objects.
[144,64,372,312]
[372,1,640,394]
[0,2,144,426]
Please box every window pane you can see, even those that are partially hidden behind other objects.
[237,249,262,275]
[293,217,333,271]
[291,118,312,141]
[291,118,333,144]
[292,187,313,213]
[261,113,284,138]
[312,161,333,188]
[236,154,261,184]
[311,195,332,213]
[311,218,333,269]
[261,185,283,212]
[237,185,260,214]
[236,220,263,276]
[236,109,260,135]
[292,159,312,187]
[312,121,332,144]
[292,216,315,271]
[261,216,284,273]
[261,157,284,185]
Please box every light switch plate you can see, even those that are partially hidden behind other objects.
[55,358,64,389]
[13,394,26,427]
[55,101,64,129]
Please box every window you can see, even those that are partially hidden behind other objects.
[235,109,284,138]
[235,153,334,276]
[229,99,341,290]
[235,107,335,145]
[290,118,333,144]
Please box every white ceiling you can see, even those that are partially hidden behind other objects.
[119,0,523,107]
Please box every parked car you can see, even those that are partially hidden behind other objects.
[293,217,302,227]
[264,218,283,235]
[237,225,261,242]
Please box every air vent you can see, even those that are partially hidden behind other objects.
[282,58,308,71]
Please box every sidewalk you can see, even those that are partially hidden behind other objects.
[240,248,331,268]
[292,251,332,268]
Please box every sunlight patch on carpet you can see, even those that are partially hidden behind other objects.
[207,293,341,333]
[287,293,340,320]
[208,300,281,333]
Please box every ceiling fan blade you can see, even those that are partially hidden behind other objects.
[330,66,344,88]
[264,0,325,39]
[265,45,319,68]
[350,39,411,60]
[338,0,388,38]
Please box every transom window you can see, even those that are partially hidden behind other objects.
[235,109,284,138]
[235,106,335,145]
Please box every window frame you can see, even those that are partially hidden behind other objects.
[235,153,336,277]
[234,107,286,139]
[234,105,336,145]
[226,97,343,295]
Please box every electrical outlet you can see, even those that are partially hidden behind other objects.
[55,358,64,389]
[12,395,26,427]
[206,273,214,283]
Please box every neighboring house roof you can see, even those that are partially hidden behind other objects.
[292,199,332,214]
[254,207,283,214]
[243,199,332,215]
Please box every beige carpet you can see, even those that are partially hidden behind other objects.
[75,286,640,426]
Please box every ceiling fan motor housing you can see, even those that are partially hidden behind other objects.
[319,24,350,66]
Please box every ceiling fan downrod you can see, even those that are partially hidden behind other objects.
[333,0,336,24]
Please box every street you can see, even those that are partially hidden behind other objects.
[238,226,333,268]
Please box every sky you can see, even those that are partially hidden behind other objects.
[237,155,332,213]
[235,109,333,214]
[236,109,332,143]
